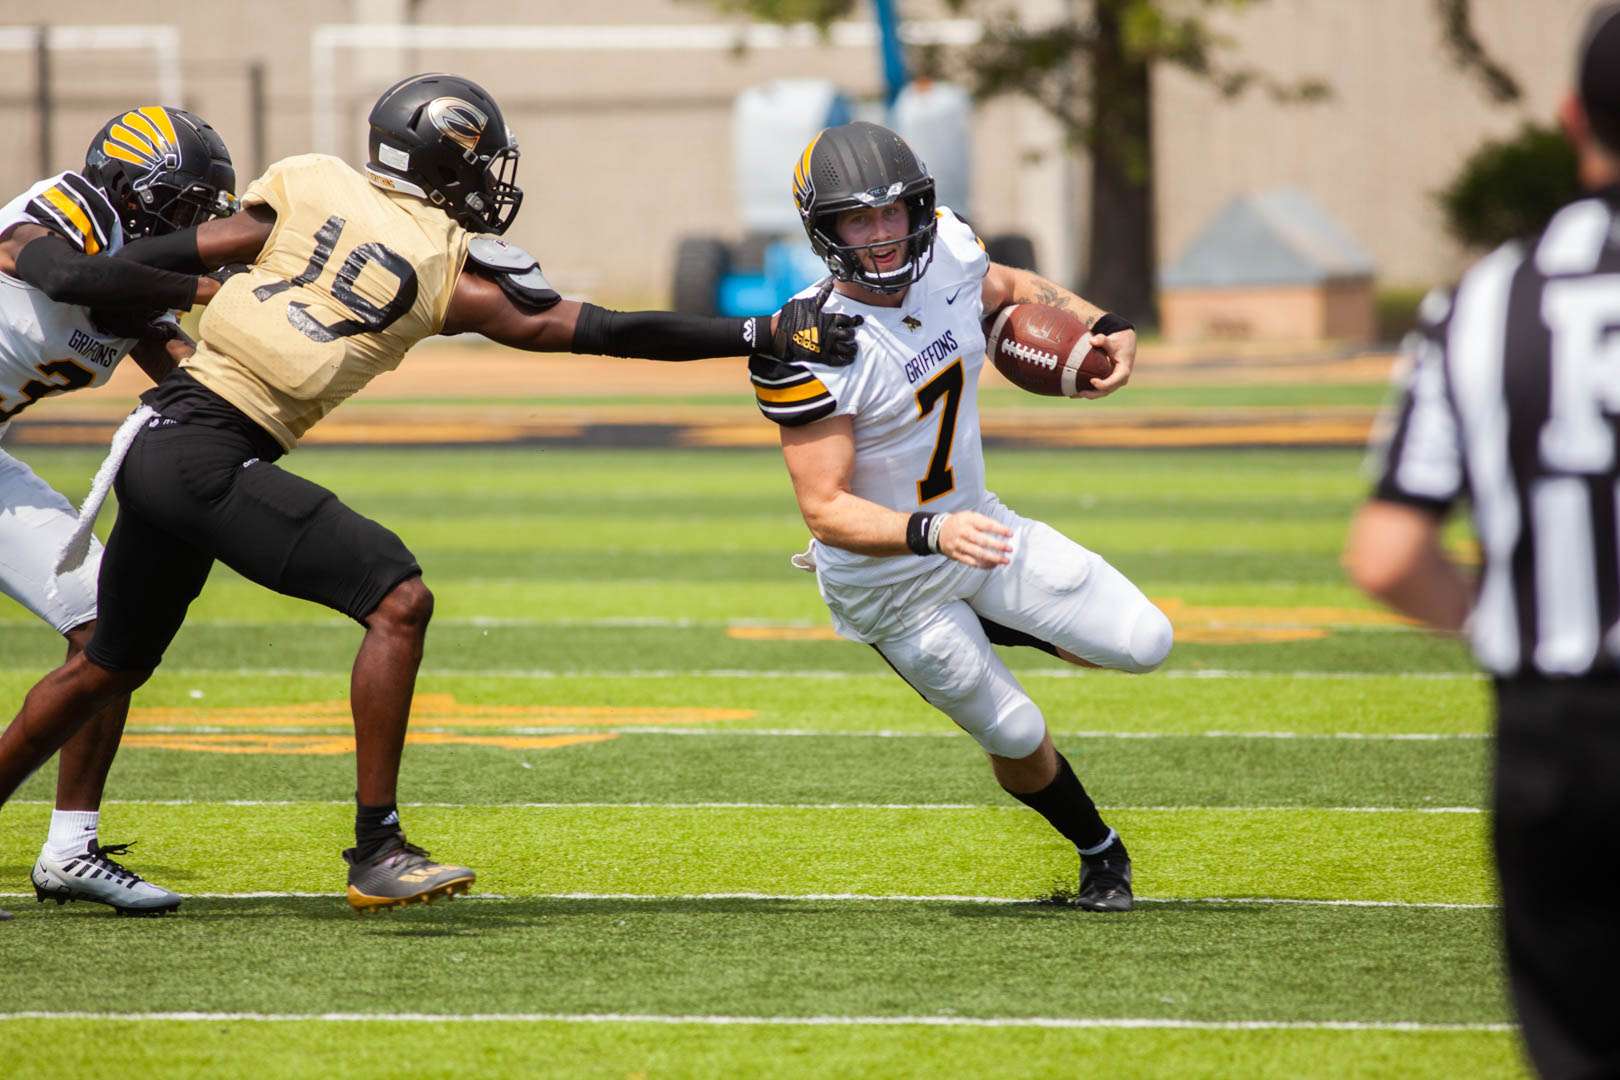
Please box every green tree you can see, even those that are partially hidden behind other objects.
[1439,124,1580,249]
[700,0,1517,324]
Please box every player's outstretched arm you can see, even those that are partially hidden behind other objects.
[780,416,1012,569]
[0,222,206,311]
[982,263,1138,399]
[442,268,863,366]
[115,205,277,291]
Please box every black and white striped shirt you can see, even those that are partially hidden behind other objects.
[1374,187,1620,678]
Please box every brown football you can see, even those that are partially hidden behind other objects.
[984,304,1114,398]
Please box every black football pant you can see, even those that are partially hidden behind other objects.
[1493,677,1620,1080]
[86,413,420,672]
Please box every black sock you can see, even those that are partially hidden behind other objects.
[1005,753,1114,854]
[354,800,402,856]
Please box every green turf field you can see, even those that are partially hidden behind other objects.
[0,446,1524,1079]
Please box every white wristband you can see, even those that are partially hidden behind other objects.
[926,512,950,554]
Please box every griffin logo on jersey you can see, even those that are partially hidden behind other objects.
[425,98,488,152]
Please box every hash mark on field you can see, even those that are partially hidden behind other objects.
[0,1011,1513,1032]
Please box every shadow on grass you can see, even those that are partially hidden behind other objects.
[0,894,1315,934]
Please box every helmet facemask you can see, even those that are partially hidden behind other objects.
[138,174,238,234]
[465,138,522,235]
[811,184,938,294]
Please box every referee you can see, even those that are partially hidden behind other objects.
[1345,7,1620,1076]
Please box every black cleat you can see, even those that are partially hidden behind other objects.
[343,837,474,914]
[0,907,12,922]
[1076,838,1133,912]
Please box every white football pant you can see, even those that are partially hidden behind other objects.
[819,496,1173,759]
[0,447,101,634]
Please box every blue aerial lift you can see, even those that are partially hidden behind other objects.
[671,0,1037,316]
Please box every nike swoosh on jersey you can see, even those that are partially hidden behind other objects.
[945,284,972,304]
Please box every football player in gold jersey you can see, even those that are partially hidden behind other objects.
[0,73,861,912]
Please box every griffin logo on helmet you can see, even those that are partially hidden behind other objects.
[854,181,904,206]
[425,97,488,153]
[101,107,180,170]
[792,132,822,209]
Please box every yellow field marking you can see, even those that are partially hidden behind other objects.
[121,732,616,756]
[300,421,584,445]
[125,694,755,731]
[727,603,1414,648]
[727,626,840,641]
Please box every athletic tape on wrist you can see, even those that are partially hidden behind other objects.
[1092,312,1134,336]
[905,512,934,556]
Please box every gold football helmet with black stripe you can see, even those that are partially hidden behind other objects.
[83,106,237,239]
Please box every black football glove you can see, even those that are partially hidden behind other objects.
[757,278,864,367]
[207,262,251,285]
[89,306,170,339]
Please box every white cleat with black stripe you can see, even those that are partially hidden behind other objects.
[31,840,182,916]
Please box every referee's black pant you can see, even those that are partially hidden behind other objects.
[1494,677,1620,1080]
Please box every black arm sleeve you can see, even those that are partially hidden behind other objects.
[115,228,208,274]
[572,302,764,362]
[15,235,198,311]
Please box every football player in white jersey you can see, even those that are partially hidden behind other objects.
[754,122,1173,910]
[0,106,236,916]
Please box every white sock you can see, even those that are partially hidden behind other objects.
[44,809,99,859]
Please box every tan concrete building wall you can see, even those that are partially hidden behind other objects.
[1154,0,1595,290]
[0,0,1068,306]
[1161,278,1373,343]
[0,0,1594,304]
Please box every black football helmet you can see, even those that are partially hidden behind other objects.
[792,121,937,293]
[365,73,522,235]
[83,106,237,239]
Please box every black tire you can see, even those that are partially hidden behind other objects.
[731,232,772,273]
[986,233,1038,273]
[672,237,731,315]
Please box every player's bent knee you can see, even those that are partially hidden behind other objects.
[906,631,990,708]
[1123,604,1174,673]
[372,575,434,634]
[981,698,1046,759]
[65,651,151,699]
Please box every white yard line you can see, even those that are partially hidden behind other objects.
[0,890,1499,910]
[0,666,1488,682]
[4,798,1484,813]
[0,1010,1513,1032]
